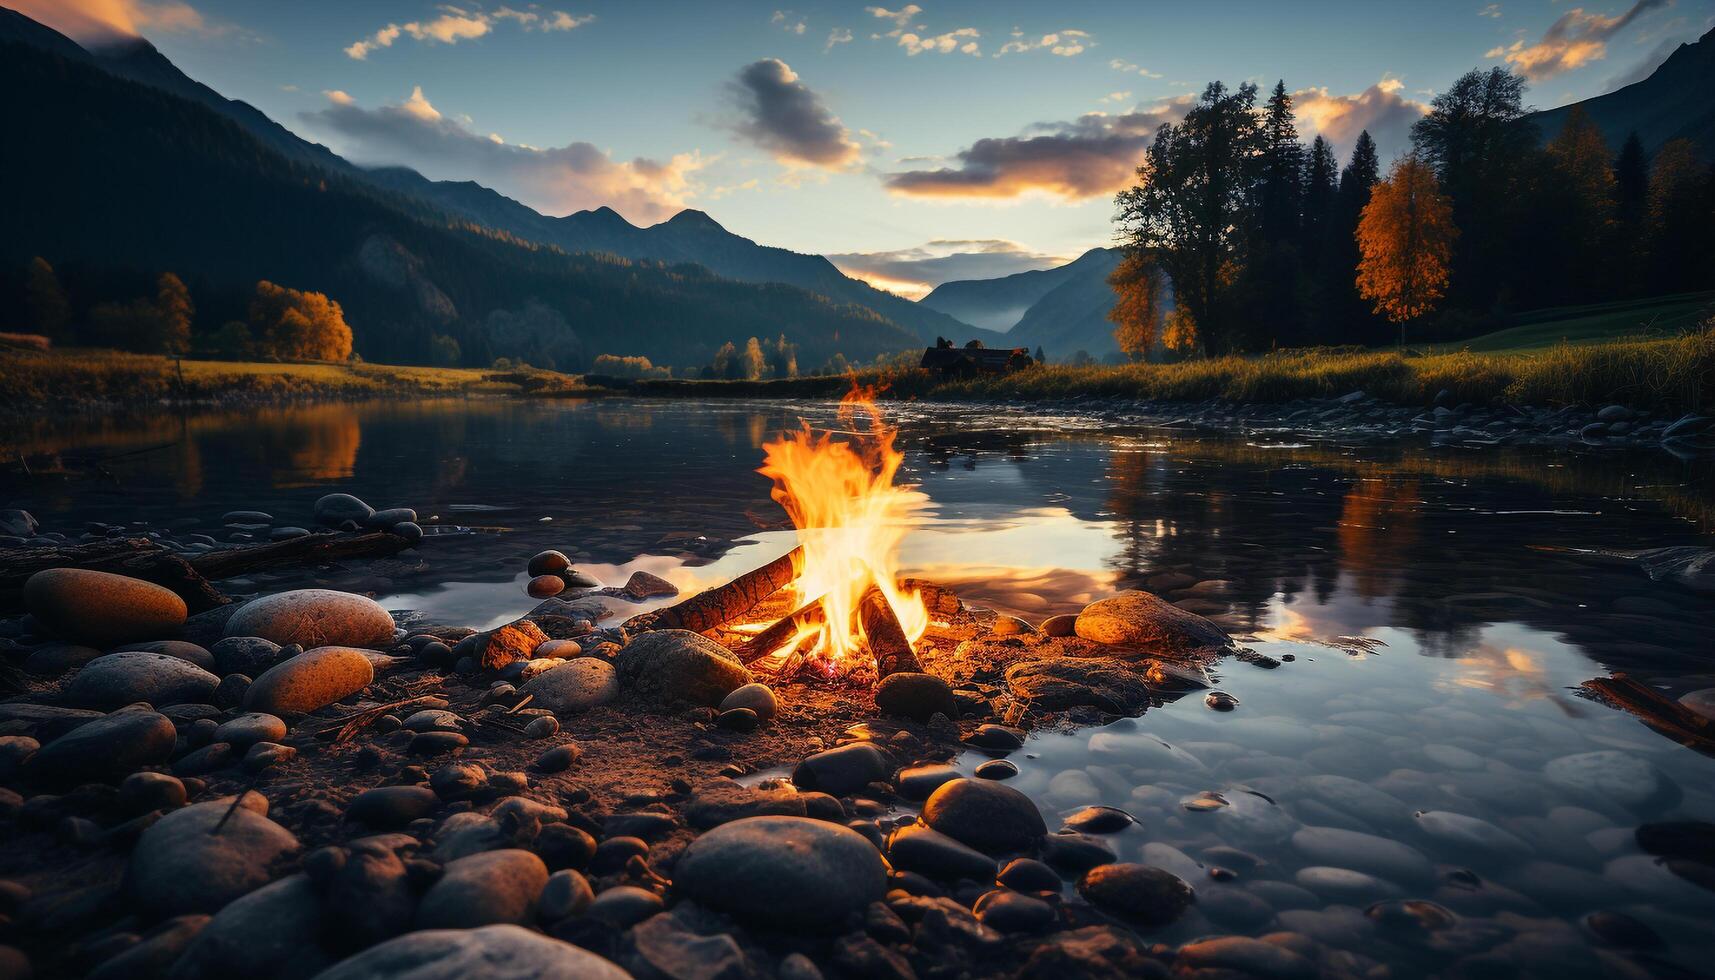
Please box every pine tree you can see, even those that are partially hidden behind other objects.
[1613,131,1651,295]
[1646,139,1715,293]
[1325,132,1382,344]
[1614,131,1649,219]
[1032,345,1045,364]
[1258,81,1304,245]
[1544,107,1616,300]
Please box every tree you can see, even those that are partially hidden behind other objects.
[1613,131,1650,294]
[1301,136,1339,265]
[1319,131,1383,344]
[1115,81,1263,353]
[209,321,253,359]
[1258,81,1304,245]
[1614,131,1649,219]
[88,299,167,352]
[1033,345,1046,364]
[1107,251,1166,360]
[1356,156,1458,343]
[1646,139,1715,293]
[764,335,798,378]
[23,257,69,341]
[428,332,462,366]
[592,353,670,379]
[248,280,353,361]
[154,272,193,356]
[1162,309,1199,356]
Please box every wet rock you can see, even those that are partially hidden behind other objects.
[888,821,997,881]
[1584,910,1664,948]
[1041,831,1117,873]
[28,710,176,786]
[415,849,548,929]
[118,771,187,814]
[244,646,374,716]
[1291,826,1433,883]
[792,742,896,796]
[521,658,619,715]
[64,652,219,710]
[998,857,1062,893]
[719,682,778,720]
[965,723,1025,752]
[922,778,1046,853]
[24,568,188,646]
[1064,806,1135,834]
[584,885,664,928]
[674,815,889,931]
[992,614,1034,636]
[1075,589,1230,652]
[1635,821,1715,864]
[1041,613,1077,637]
[896,763,961,801]
[225,592,392,653]
[474,620,550,670]
[117,639,215,671]
[527,576,566,599]
[623,570,678,598]
[717,707,759,732]
[1415,810,1532,862]
[538,869,593,922]
[527,550,571,577]
[873,671,959,721]
[313,493,372,528]
[975,759,1018,780]
[1077,863,1195,927]
[315,925,629,980]
[210,636,283,677]
[23,643,103,677]
[975,889,1056,933]
[214,712,287,748]
[348,786,441,829]
[534,639,582,659]
[1294,866,1404,902]
[615,630,751,707]
[525,716,560,739]
[126,798,300,916]
[1544,750,1680,812]
[1004,658,1154,714]
[167,874,332,980]
[1177,936,1315,979]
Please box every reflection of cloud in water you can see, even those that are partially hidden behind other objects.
[1442,640,1556,705]
[1261,573,1394,644]
[901,506,1119,618]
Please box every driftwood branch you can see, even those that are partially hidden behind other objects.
[1582,673,1715,755]
[859,584,919,678]
[189,531,411,579]
[736,598,826,663]
[313,695,445,743]
[626,546,804,634]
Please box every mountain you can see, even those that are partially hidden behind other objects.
[919,248,1127,361]
[1,29,920,368]
[1528,26,1715,156]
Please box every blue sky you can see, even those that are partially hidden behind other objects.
[21,0,1714,295]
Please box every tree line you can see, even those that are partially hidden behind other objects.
[20,258,352,361]
[1110,68,1715,356]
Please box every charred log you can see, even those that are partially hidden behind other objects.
[735,599,826,663]
[859,584,920,678]
[626,546,804,634]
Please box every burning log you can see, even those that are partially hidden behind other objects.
[735,598,825,663]
[859,583,920,678]
[626,546,805,635]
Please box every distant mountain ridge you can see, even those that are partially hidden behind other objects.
[1528,25,1715,156]
[920,248,1127,361]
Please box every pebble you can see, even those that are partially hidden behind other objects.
[589,836,649,874]
[674,816,889,930]
[1076,863,1195,926]
[214,712,288,748]
[538,869,593,922]
[1177,936,1316,980]
[520,658,619,715]
[533,639,582,659]
[524,716,559,739]
[533,823,597,871]
[585,886,665,929]
[532,743,582,773]
[720,682,779,720]
[998,857,1062,894]
[364,507,416,529]
[615,630,752,706]
[223,589,395,649]
[1064,806,1136,834]
[22,643,103,676]
[409,731,469,756]
[167,873,332,979]
[1415,809,1533,862]
[974,889,1057,933]
[623,570,677,598]
[118,639,216,671]
[348,786,441,829]
[991,614,1033,636]
[174,742,236,775]
[313,493,373,528]
[1294,866,1404,902]
[1543,750,1679,812]
[29,710,176,786]
[126,798,300,916]
[1040,613,1077,636]
[527,575,565,599]
[23,568,189,645]
[895,763,961,801]
[118,771,187,814]
[922,778,1047,853]
[964,724,1025,752]
[975,759,1018,780]
[527,550,571,577]
[873,672,959,721]
[64,652,219,710]
[314,924,629,980]
[209,636,283,676]
[793,742,896,796]
[717,707,759,732]
[243,742,294,771]
[1041,831,1117,873]
[1290,826,1433,883]
[415,849,549,929]
[243,646,375,716]
[1074,590,1230,652]
[887,821,998,881]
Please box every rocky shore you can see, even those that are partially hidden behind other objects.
[0,492,1280,980]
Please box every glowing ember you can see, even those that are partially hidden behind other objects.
[756,385,929,669]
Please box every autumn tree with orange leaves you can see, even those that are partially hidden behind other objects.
[1356,155,1456,346]
[1107,251,1167,361]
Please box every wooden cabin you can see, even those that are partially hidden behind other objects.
[919,338,1033,377]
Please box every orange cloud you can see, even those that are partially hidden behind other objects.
[1293,78,1430,159]
[1485,0,1669,80]
[12,0,210,45]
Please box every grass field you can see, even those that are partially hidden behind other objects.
[1427,292,1714,353]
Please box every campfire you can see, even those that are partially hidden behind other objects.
[628,386,935,682]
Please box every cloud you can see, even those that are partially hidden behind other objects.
[1100,90,1132,104]
[897,27,981,55]
[1293,78,1430,161]
[300,87,703,223]
[883,98,1192,201]
[1479,4,1502,18]
[1484,0,1669,80]
[997,29,1093,57]
[345,5,593,59]
[828,240,1072,299]
[771,9,806,35]
[1108,57,1163,79]
[825,26,853,51]
[726,58,861,170]
[865,5,922,27]
[12,0,229,45]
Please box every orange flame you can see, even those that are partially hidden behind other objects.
[757,385,929,667]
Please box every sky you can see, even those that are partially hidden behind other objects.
[18,0,1715,298]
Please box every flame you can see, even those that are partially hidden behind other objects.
[757,385,929,667]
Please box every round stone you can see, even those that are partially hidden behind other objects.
[792,742,896,796]
[210,636,283,676]
[887,821,997,881]
[63,652,219,710]
[539,870,593,923]
[674,816,889,931]
[975,759,1019,780]
[118,771,188,814]
[719,683,778,720]
[125,799,300,916]
[1291,826,1433,883]
[923,778,1047,853]
[1414,810,1532,862]
[243,646,374,716]
[1077,863,1196,926]
[534,640,582,659]
[527,551,571,577]
[223,590,395,649]
[116,640,214,671]
[873,672,959,721]
[1679,689,1715,721]
[1074,590,1229,652]
[313,493,373,528]
[1544,751,1680,812]
[213,712,288,748]
[1177,936,1315,979]
[28,710,176,786]
[975,889,1057,932]
[24,568,188,646]
[23,643,103,677]
[1064,806,1136,834]
[314,925,629,980]
[527,576,565,599]
[614,630,751,707]
[348,786,441,829]
[415,849,549,930]
[717,707,759,732]
[520,658,619,715]
[1040,614,1077,637]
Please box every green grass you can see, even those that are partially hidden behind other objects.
[0,348,595,410]
[1428,292,1714,353]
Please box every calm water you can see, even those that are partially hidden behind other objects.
[7,398,1714,974]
